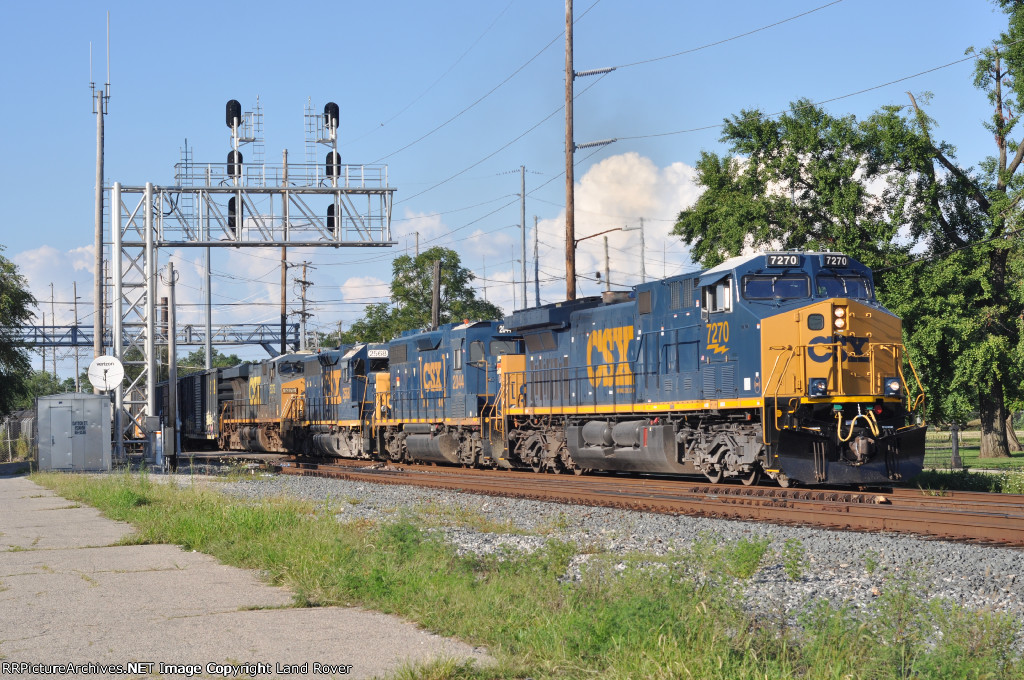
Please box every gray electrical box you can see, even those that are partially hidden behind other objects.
[37,394,112,472]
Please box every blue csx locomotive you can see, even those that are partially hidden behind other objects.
[162,251,927,486]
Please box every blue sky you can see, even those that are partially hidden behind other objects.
[0,0,1009,375]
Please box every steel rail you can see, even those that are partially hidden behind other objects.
[274,460,1024,547]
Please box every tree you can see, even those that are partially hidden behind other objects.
[13,370,71,409]
[178,347,243,370]
[674,1,1024,458]
[0,247,36,415]
[341,247,503,342]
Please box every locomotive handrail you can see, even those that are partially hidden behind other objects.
[763,340,926,439]
[765,345,798,442]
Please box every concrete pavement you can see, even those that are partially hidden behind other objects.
[0,475,489,679]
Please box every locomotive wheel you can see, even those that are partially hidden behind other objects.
[776,474,792,488]
[740,468,761,486]
[704,469,723,484]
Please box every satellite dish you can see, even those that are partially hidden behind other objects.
[88,356,125,392]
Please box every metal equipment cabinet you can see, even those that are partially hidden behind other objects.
[36,394,112,471]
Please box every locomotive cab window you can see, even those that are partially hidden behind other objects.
[702,277,732,313]
[742,275,810,300]
[469,340,486,364]
[453,339,463,370]
[817,275,872,299]
[489,339,519,356]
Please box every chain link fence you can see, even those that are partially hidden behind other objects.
[1,410,36,463]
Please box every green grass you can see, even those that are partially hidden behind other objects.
[925,430,1024,471]
[31,470,1024,680]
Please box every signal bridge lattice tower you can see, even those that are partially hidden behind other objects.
[108,99,395,458]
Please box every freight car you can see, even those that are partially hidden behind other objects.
[168,250,925,487]
[155,368,222,449]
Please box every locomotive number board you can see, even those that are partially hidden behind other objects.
[820,254,849,267]
[764,253,801,267]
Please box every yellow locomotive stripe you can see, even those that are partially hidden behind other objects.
[376,418,481,427]
[506,398,763,416]
[306,419,364,427]
[505,394,898,417]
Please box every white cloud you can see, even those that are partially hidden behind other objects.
[520,152,702,310]
[339,275,390,302]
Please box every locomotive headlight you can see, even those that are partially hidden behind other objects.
[833,306,847,330]
[883,377,902,396]
[808,377,829,397]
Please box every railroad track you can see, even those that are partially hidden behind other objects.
[273,458,1024,547]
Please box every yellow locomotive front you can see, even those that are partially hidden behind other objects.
[760,293,926,486]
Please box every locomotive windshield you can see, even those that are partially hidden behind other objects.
[816,275,872,299]
[489,339,520,356]
[742,275,810,300]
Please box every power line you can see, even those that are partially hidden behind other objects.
[346,1,516,148]
[374,0,603,164]
[612,0,845,70]
[619,50,1003,142]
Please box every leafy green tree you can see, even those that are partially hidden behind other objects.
[178,347,243,369]
[340,247,502,342]
[13,370,69,409]
[0,248,36,415]
[674,1,1024,458]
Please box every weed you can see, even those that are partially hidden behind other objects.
[864,549,880,576]
[724,538,771,579]
[15,434,32,461]
[389,657,495,680]
[781,538,805,581]
[537,511,572,534]
[414,502,522,535]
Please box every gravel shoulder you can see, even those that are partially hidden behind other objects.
[160,471,1024,625]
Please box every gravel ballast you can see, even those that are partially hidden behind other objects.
[191,472,1024,627]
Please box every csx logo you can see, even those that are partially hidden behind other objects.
[248,376,262,403]
[808,335,870,363]
[325,369,342,402]
[587,325,634,390]
[422,360,445,391]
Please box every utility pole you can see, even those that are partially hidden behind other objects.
[430,260,441,331]
[639,217,646,283]
[603,236,610,292]
[295,262,314,351]
[73,282,80,391]
[415,231,420,257]
[520,165,527,309]
[92,13,110,375]
[533,216,540,307]
[162,261,178,472]
[623,218,646,283]
[564,0,576,301]
[204,165,213,370]
[512,247,517,311]
[281,149,289,356]
[41,312,46,379]
[482,256,487,302]
[50,283,57,378]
